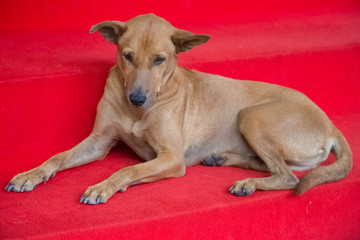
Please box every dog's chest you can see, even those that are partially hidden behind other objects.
[119,120,156,161]
[131,121,144,138]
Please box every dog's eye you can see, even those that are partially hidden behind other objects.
[154,57,166,66]
[123,53,133,63]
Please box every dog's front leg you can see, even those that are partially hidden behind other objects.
[80,150,185,204]
[6,133,116,192]
[80,120,186,205]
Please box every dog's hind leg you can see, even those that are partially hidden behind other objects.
[229,102,303,196]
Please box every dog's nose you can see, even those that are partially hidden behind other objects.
[130,92,147,106]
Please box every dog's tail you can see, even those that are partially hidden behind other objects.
[296,127,352,195]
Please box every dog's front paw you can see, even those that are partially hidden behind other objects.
[5,168,55,193]
[80,181,123,205]
[229,179,256,196]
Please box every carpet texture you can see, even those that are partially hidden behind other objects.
[0,0,359,239]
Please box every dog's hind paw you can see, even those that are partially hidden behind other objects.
[202,154,225,167]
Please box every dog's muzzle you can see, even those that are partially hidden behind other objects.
[129,90,147,106]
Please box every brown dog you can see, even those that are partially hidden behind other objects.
[6,14,352,204]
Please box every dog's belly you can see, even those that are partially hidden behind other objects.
[183,133,254,166]
[183,143,220,166]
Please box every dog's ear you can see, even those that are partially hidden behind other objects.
[90,21,127,44]
[171,30,210,54]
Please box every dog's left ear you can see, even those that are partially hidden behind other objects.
[171,30,210,54]
[90,21,127,44]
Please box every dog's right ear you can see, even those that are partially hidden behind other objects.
[90,21,127,44]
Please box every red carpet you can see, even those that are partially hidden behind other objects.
[1,0,360,239]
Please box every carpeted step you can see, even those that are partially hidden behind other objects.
[1,3,360,239]
[1,112,359,239]
[1,0,359,31]
[1,11,359,171]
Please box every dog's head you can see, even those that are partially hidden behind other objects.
[90,14,210,107]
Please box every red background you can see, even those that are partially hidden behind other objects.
[0,0,359,239]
